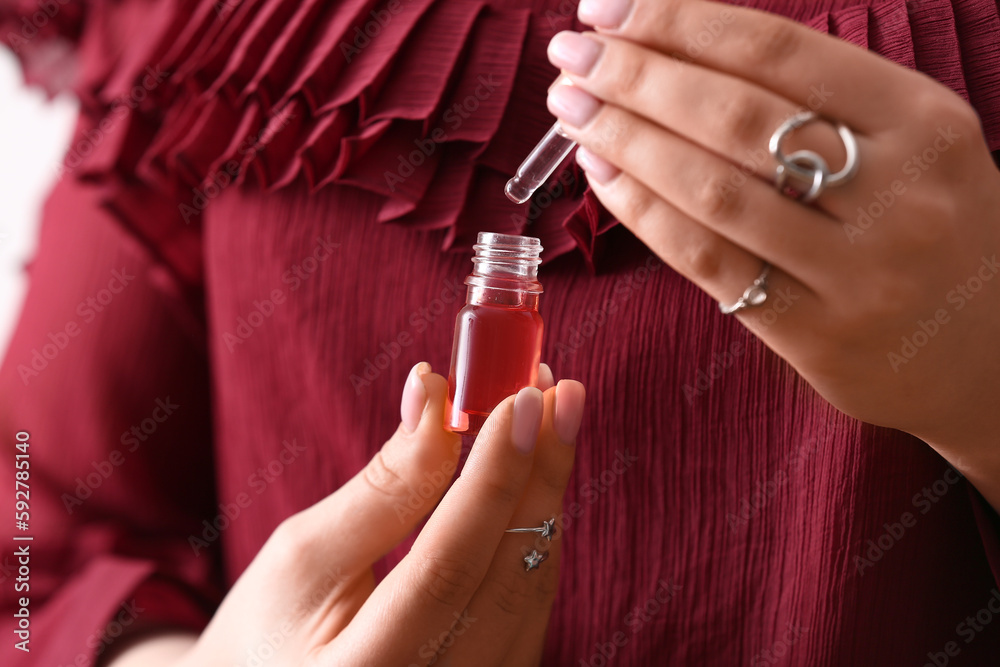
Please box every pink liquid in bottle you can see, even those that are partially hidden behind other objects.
[446,233,544,435]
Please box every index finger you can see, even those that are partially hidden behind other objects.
[579,0,928,132]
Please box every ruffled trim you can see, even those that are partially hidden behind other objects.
[4,0,1000,285]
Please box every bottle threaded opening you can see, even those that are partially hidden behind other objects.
[468,232,543,292]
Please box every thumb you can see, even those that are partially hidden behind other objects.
[289,362,461,577]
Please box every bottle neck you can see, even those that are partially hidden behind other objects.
[466,283,540,309]
[464,232,543,308]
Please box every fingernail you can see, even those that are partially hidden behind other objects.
[547,84,601,129]
[553,380,586,444]
[579,0,631,29]
[576,147,620,185]
[537,363,555,392]
[547,73,571,94]
[511,387,544,455]
[401,362,431,433]
[548,31,603,77]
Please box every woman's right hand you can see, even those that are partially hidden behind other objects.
[109,361,585,667]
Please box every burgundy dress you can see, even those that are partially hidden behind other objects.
[2,0,1000,664]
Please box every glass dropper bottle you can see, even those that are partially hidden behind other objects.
[445,233,544,435]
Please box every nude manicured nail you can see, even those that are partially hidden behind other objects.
[537,363,555,392]
[511,387,544,454]
[579,0,632,29]
[553,380,586,444]
[401,362,431,433]
[547,84,601,129]
[576,147,620,185]
[548,31,603,77]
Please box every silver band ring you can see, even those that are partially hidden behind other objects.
[505,517,556,540]
[507,519,556,571]
[769,111,860,202]
[719,264,771,315]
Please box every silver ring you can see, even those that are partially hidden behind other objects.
[524,550,548,571]
[505,517,556,540]
[719,264,771,315]
[769,111,859,202]
[775,150,827,203]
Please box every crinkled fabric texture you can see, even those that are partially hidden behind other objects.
[2,0,1000,666]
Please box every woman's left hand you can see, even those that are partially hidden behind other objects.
[545,0,1000,502]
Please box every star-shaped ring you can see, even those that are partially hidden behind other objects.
[505,517,557,541]
[524,550,548,571]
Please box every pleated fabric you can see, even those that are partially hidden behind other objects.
[3,0,1000,286]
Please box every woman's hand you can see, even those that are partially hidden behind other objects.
[545,0,1000,503]
[106,362,585,667]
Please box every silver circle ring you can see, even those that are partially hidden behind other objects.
[768,111,860,202]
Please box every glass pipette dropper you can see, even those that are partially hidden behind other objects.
[505,121,577,204]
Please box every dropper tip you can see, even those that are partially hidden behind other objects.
[505,177,531,204]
